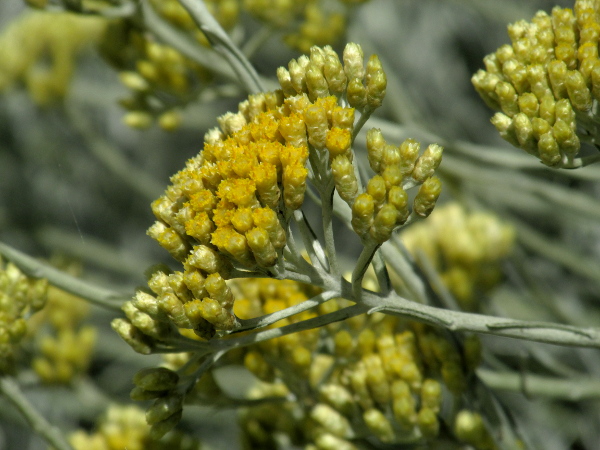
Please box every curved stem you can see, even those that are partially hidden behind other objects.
[477,368,600,401]
[236,290,339,332]
[177,0,264,94]
[0,377,73,450]
[0,242,126,311]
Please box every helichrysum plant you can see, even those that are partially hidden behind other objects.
[2,0,600,449]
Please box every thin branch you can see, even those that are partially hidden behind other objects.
[351,241,379,300]
[0,242,126,312]
[477,368,600,401]
[293,209,329,272]
[236,290,339,332]
[214,303,369,351]
[177,0,264,94]
[321,184,340,276]
[141,1,239,85]
[365,289,600,349]
[0,377,73,450]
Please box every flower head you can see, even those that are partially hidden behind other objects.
[472,0,600,166]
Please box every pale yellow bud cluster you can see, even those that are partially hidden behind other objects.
[69,403,202,450]
[352,131,443,243]
[244,0,348,53]
[233,278,320,379]
[232,277,480,447]
[472,1,600,165]
[32,325,96,384]
[278,43,386,115]
[0,257,47,373]
[0,11,106,105]
[400,203,515,310]
[111,34,201,131]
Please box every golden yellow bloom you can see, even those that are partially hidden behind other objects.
[472,0,600,166]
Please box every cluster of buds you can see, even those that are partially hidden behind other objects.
[245,0,361,53]
[0,10,106,106]
[472,0,600,166]
[32,325,96,384]
[277,43,387,114]
[119,43,389,349]
[101,0,241,131]
[351,130,443,244]
[232,277,481,448]
[68,403,201,449]
[400,203,515,311]
[129,367,185,439]
[103,27,206,131]
[0,257,47,374]
[234,278,321,380]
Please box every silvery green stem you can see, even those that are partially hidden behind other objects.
[0,242,126,311]
[0,377,73,450]
[177,0,264,94]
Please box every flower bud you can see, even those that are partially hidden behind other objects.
[134,367,179,391]
[246,227,278,267]
[351,193,375,238]
[331,155,358,204]
[363,408,395,443]
[111,318,153,355]
[304,104,329,149]
[412,144,443,183]
[283,164,308,210]
[365,54,387,110]
[277,67,296,96]
[417,407,439,438]
[491,113,520,147]
[413,177,442,218]
[370,203,398,244]
[566,69,593,110]
[548,59,568,99]
[343,43,364,80]
[366,128,385,173]
[324,53,347,97]
[306,63,329,101]
[495,81,519,116]
[310,403,353,438]
[346,78,367,109]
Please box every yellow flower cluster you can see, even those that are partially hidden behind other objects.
[233,277,480,448]
[32,322,96,384]
[0,257,47,374]
[69,403,202,450]
[0,10,106,105]
[351,130,443,244]
[115,43,377,348]
[472,0,600,166]
[234,278,321,379]
[400,203,515,311]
